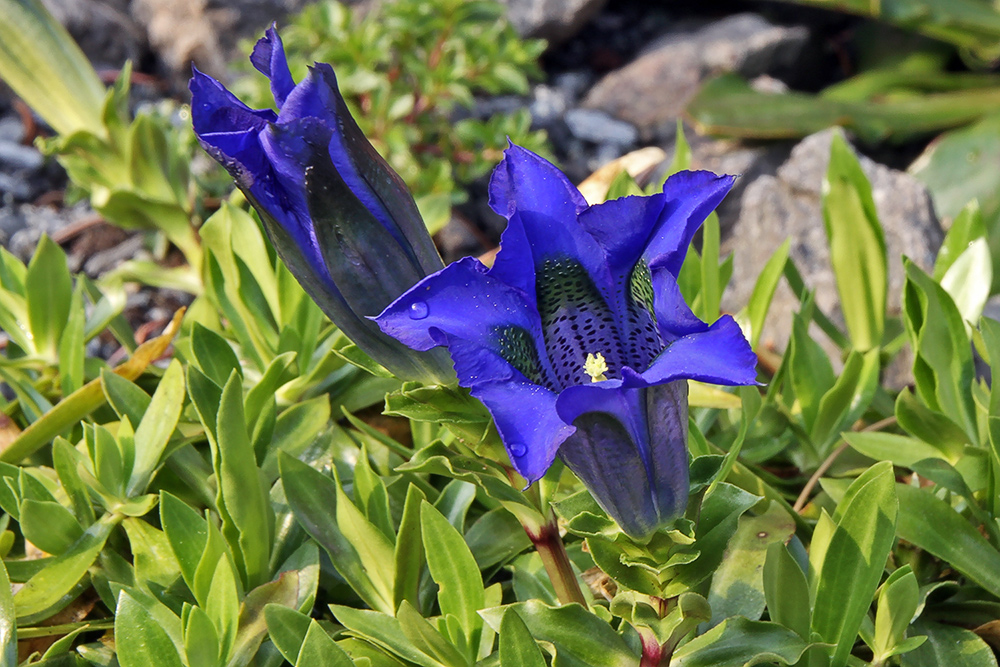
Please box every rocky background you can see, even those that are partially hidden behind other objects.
[0,0,954,361]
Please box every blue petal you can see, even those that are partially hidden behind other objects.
[555,380,689,539]
[280,64,436,271]
[190,68,276,136]
[487,144,597,299]
[642,171,735,275]
[250,26,296,107]
[453,353,573,482]
[374,257,557,388]
[577,192,667,279]
[576,194,672,371]
[626,319,758,388]
[650,266,711,340]
[252,118,330,283]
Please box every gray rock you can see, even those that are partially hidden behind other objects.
[0,208,28,245]
[0,142,43,171]
[8,203,93,261]
[0,174,32,202]
[498,0,607,44]
[553,71,593,100]
[583,13,809,141]
[530,85,570,127]
[722,129,943,384]
[564,108,637,146]
[0,118,25,145]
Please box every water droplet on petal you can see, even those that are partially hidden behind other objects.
[509,442,527,457]
[408,301,429,320]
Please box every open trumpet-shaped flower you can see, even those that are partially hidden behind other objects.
[190,27,453,383]
[376,145,758,538]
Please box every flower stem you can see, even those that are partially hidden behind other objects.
[639,627,667,667]
[525,514,588,606]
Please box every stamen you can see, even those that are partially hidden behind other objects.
[584,352,609,383]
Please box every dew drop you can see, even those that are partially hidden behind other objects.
[408,301,429,320]
[509,442,527,457]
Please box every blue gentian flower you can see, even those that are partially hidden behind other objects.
[189,27,453,383]
[376,145,758,538]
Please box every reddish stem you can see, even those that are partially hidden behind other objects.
[639,632,665,667]
[524,518,588,607]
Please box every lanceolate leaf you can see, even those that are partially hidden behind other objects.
[822,132,886,352]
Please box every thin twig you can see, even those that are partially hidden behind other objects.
[793,415,898,513]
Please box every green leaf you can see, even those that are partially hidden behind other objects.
[296,620,356,667]
[280,453,393,613]
[58,283,85,395]
[182,603,221,667]
[352,445,394,540]
[763,541,811,640]
[421,501,485,650]
[395,600,471,667]
[822,132,886,351]
[672,617,812,667]
[687,73,1000,144]
[480,601,636,667]
[193,520,234,610]
[265,604,312,665]
[811,462,898,667]
[895,483,1000,598]
[699,213,722,323]
[206,557,240,662]
[128,358,185,495]
[605,169,643,201]
[939,237,991,332]
[122,517,181,592]
[160,490,208,596]
[393,484,426,613]
[902,619,996,667]
[902,260,978,442]
[894,388,969,460]
[0,0,106,135]
[25,234,72,359]
[810,348,880,451]
[707,502,796,627]
[788,313,836,437]
[102,370,151,426]
[844,432,949,469]
[190,322,242,387]
[872,566,921,663]
[465,507,532,570]
[499,607,546,667]
[0,561,15,666]
[19,499,84,556]
[330,604,439,667]
[745,238,790,349]
[384,384,496,456]
[14,513,118,623]
[52,438,95,527]
[932,200,987,281]
[230,567,315,666]
[216,372,272,589]
[115,591,186,667]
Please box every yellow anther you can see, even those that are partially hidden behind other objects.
[584,352,609,383]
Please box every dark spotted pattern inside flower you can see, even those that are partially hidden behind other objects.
[624,260,664,370]
[536,257,623,388]
[494,325,549,387]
